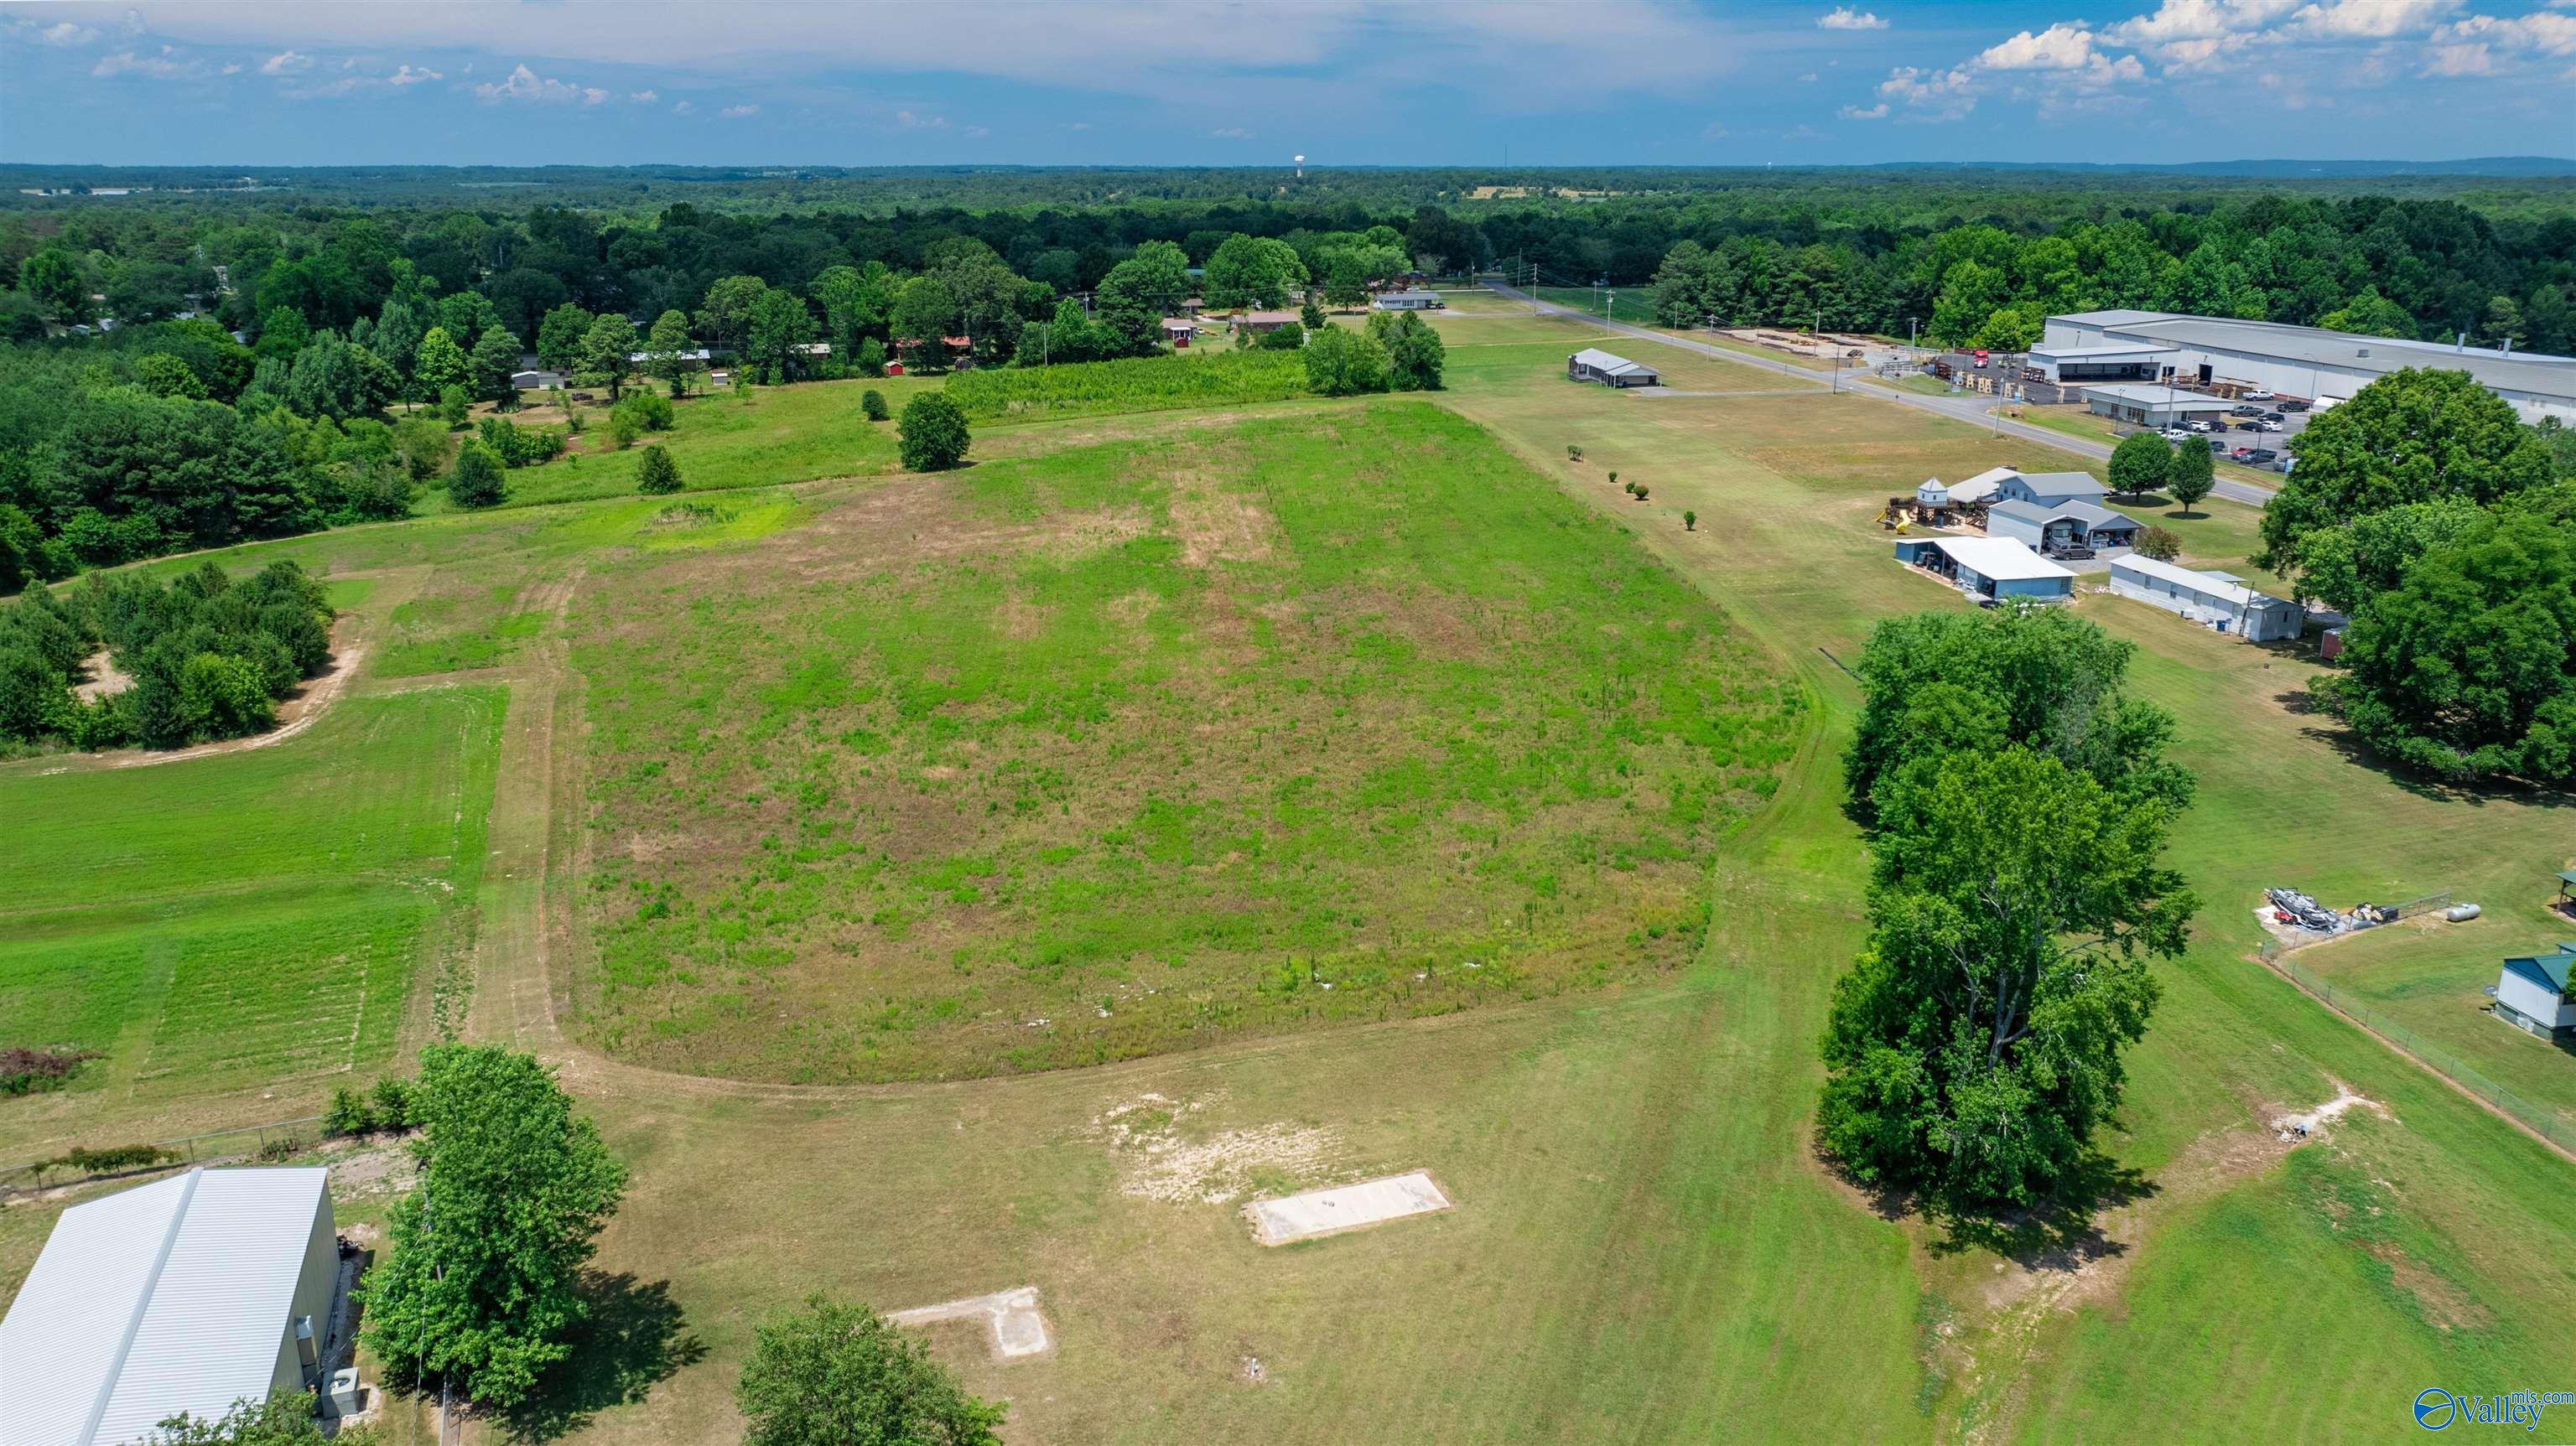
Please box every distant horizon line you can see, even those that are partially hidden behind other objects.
[3,157,2573,174]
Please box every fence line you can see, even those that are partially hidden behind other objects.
[0,1112,327,1200]
[2258,952,2576,1159]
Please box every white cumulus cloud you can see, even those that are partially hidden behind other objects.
[1817,6,1889,28]
[1838,101,1891,117]
[472,62,595,102]
[629,88,658,102]
[895,108,948,127]
[36,20,100,45]
[258,49,312,75]
[719,102,759,117]
[388,65,442,86]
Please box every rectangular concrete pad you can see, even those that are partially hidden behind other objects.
[886,1286,1050,1360]
[1245,1170,1453,1246]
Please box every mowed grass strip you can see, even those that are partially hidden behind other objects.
[0,687,506,1148]
[567,397,1802,1082]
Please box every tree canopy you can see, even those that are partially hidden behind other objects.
[2257,366,2553,592]
[735,1296,1005,1446]
[1820,747,2194,1208]
[898,392,971,473]
[360,1044,629,1409]
[1846,604,2193,822]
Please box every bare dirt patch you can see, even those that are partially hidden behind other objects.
[1093,1093,1341,1206]
[71,648,133,702]
[2273,1081,2392,1144]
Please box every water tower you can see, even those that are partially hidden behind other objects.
[1295,153,1306,179]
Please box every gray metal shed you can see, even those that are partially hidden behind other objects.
[0,1167,341,1444]
[1569,348,1659,387]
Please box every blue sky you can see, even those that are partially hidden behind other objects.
[3,1,2571,168]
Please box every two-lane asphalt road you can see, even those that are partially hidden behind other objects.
[1482,282,2280,508]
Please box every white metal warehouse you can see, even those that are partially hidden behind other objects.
[2080,383,2236,428]
[0,1167,341,1445]
[2108,554,2305,641]
[2039,310,2576,424]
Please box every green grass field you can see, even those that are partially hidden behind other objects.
[0,687,505,1158]
[565,400,1800,1082]
[430,376,946,511]
[5,303,2575,1445]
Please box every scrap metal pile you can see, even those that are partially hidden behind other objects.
[2266,888,2397,935]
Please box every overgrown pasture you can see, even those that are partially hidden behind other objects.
[0,687,505,1157]
[943,350,1310,422]
[568,398,1800,1081]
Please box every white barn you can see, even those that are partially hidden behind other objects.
[1372,289,1445,310]
[2108,554,2305,641]
[0,1168,342,1445]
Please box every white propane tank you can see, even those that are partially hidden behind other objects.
[2445,903,2481,922]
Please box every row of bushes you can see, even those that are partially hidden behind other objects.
[325,1075,422,1137]
[0,557,335,749]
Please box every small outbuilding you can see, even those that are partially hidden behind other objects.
[1987,499,2142,556]
[2107,554,2305,640]
[2081,383,2236,428]
[1373,289,1446,311]
[510,369,565,391]
[1895,536,2075,604]
[1568,348,1659,387]
[1161,318,1200,348]
[1229,311,1300,334]
[0,1167,343,1445]
[2496,943,2576,1037]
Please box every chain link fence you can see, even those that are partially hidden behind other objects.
[0,1113,325,1201]
[2261,953,2576,1158]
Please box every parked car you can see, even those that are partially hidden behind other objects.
[2230,404,2266,417]
[2238,419,2269,431]
[2260,411,2286,422]
[2278,398,2311,412]
[2187,418,2216,433]
[2230,446,2257,461]
[2251,418,2283,432]
[2159,428,2195,443]
[2245,389,2275,400]
[2276,455,2298,474]
[2241,448,2279,464]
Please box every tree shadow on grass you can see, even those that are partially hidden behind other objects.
[494,1272,706,1444]
[1827,1143,2158,1266]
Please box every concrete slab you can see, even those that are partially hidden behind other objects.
[1244,1170,1453,1246]
[887,1285,1050,1360]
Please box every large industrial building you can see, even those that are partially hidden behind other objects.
[2031,310,2576,425]
[0,1167,345,1445]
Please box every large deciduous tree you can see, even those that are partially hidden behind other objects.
[735,1297,1005,1446]
[468,325,524,408]
[1846,605,2193,822]
[412,325,470,402]
[2326,510,2576,785]
[1367,310,1446,391]
[360,1044,628,1408]
[2164,439,2214,517]
[2106,431,2173,502]
[1202,234,1306,311]
[534,302,596,372]
[645,310,694,398]
[1301,323,1389,396]
[1819,747,2194,1208]
[579,314,640,401]
[2256,367,2552,588]
[1093,241,1190,358]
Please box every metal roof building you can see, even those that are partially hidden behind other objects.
[1372,289,1446,310]
[2042,310,2576,424]
[1987,499,2142,553]
[2107,554,2305,641]
[2080,383,2236,428]
[1894,536,2075,604]
[1567,348,1659,387]
[0,1167,341,1445]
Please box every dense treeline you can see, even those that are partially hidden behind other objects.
[0,177,2567,589]
[1649,194,2576,351]
[0,558,333,750]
